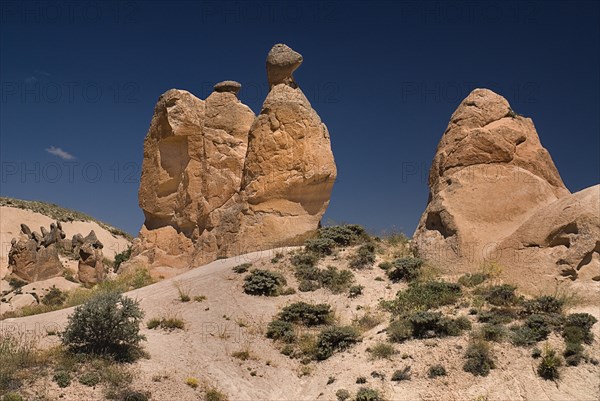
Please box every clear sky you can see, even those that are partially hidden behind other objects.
[1,0,599,236]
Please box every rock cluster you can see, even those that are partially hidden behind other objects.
[8,222,65,282]
[413,89,599,286]
[138,44,336,267]
[74,231,106,285]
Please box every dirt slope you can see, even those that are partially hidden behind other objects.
[3,246,599,401]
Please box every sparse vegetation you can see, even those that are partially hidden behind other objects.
[463,339,495,377]
[348,284,364,298]
[537,344,562,380]
[458,273,489,287]
[278,302,333,326]
[53,370,71,388]
[185,377,199,388]
[147,316,185,331]
[385,257,424,282]
[304,237,337,255]
[352,311,384,332]
[266,320,296,343]
[41,286,67,306]
[355,387,382,401]
[243,269,287,296]
[113,246,133,272]
[367,342,396,360]
[480,323,505,342]
[383,281,462,314]
[61,292,145,357]
[522,295,564,315]
[336,389,351,401]
[315,326,360,360]
[233,263,252,274]
[483,284,519,306]
[428,364,447,378]
[391,366,411,381]
[349,242,376,269]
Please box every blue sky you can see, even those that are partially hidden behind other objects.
[1,0,599,236]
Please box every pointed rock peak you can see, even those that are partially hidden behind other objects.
[214,80,242,95]
[266,43,303,88]
[450,88,512,129]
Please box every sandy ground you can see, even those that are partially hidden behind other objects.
[3,247,599,401]
[0,206,132,267]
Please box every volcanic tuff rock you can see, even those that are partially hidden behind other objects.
[413,88,599,289]
[137,44,336,267]
[8,222,65,282]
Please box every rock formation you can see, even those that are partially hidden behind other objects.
[8,222,65,282]
[413,88,599,289]
[137,44,336,267]
[75,231,106,285]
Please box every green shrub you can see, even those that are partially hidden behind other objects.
[266,320,296,343]
[562,313,597,344]
[243,269,287,296]
[563,341,584,366]
[480,324,505,342]
[385,257,424,282]
[41,286,67,306]
[349,243,376,269]
[304,237,337,255]
[484,284,518,306]
[113,246,132,272]
[408,311,443,338]
[387,319,412,343]
[355,376,367,384]
[428,364,447,378]
[355,387,382,401]
[367,342,396,360]
[336,389,351,401]
[463,340,495,377]
[53,370,71,388]
[476,307,518,325]
[319,266,354,294]
[537,345,562,380]
[352,312,384,332]
[2,393,23,401]
[384,281,461,314]
[523,296,564,315]
[348,285,364,298]
[378,261,392,271]
[458,273,489,287]
[147,317,185,331]
[391,366,411,381]
[291,252,319,269]
[298,280,320,292]
[278,302,332,326]
[531,347,542,358]
[61,292,145,356]
[315,326,360,360]
[232,263,252,274]
[79,371,101,386]
[318,225,367,246]
[121,390,151,401]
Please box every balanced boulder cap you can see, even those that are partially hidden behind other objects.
[137,44,337,268]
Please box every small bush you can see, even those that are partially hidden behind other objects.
[353,312,384,332]
[537,345,562,380]
[113,246,133,272]
[291,252,318,269]
[243,269,287,296]
[336,389,351,401]
[147,317,185,331]
[185,377,199,388]
[484,284,518,306]
[121,391,150,401]
[531,347,542,358]
[266,320,296,343]
[463,340,495,377]
[480,324,505,342]
[278,302,332,326]
[355,387,382,401]
[194,295,207,302]
[348,285,364,298]
[319,266,354,294]
[204,385,229,401]
[42,286,67,306]
[387,319,412,343]
[428,364,447,378]
[318,225,367,247]
[61,292,145,356]
[2,393,23,401]
[563,341,584,366]
[304,237,337,256]
[355,376,367,384]
[476,307,518,325]
[511,314,551,346]
[385,257,424,282]
[298,280,320,292]
[384,281,462,314]
[523,296,564,315]
[349,242,376,269]
[391,366,411,381]
[79,371,101,386]
[562,313,597,344]
[458,273,489,287]
[378,262,392,271]
[232,263,252,274]
[53,370,71,388]
[315,326,360,360]
[368,342,396,360]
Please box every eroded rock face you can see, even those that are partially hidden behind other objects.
[8,222,64,282]
[413,89,570,264]
[498,185,600,281]
[76,231,106,285]
[137,44,336,267]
